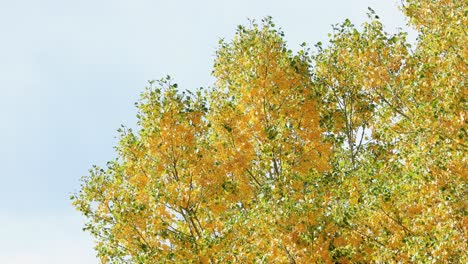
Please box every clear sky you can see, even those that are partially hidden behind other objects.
[0,0,414,263]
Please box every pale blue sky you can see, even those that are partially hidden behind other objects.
[0,0,414,263]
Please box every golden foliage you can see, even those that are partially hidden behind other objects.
[73,2,467,262]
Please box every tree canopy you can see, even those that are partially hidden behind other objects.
[73,1,467,262]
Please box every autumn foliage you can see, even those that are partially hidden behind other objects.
[73,1,467,262]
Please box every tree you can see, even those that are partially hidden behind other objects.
[73,1,467,262]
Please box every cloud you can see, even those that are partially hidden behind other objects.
[0,212,96,264]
